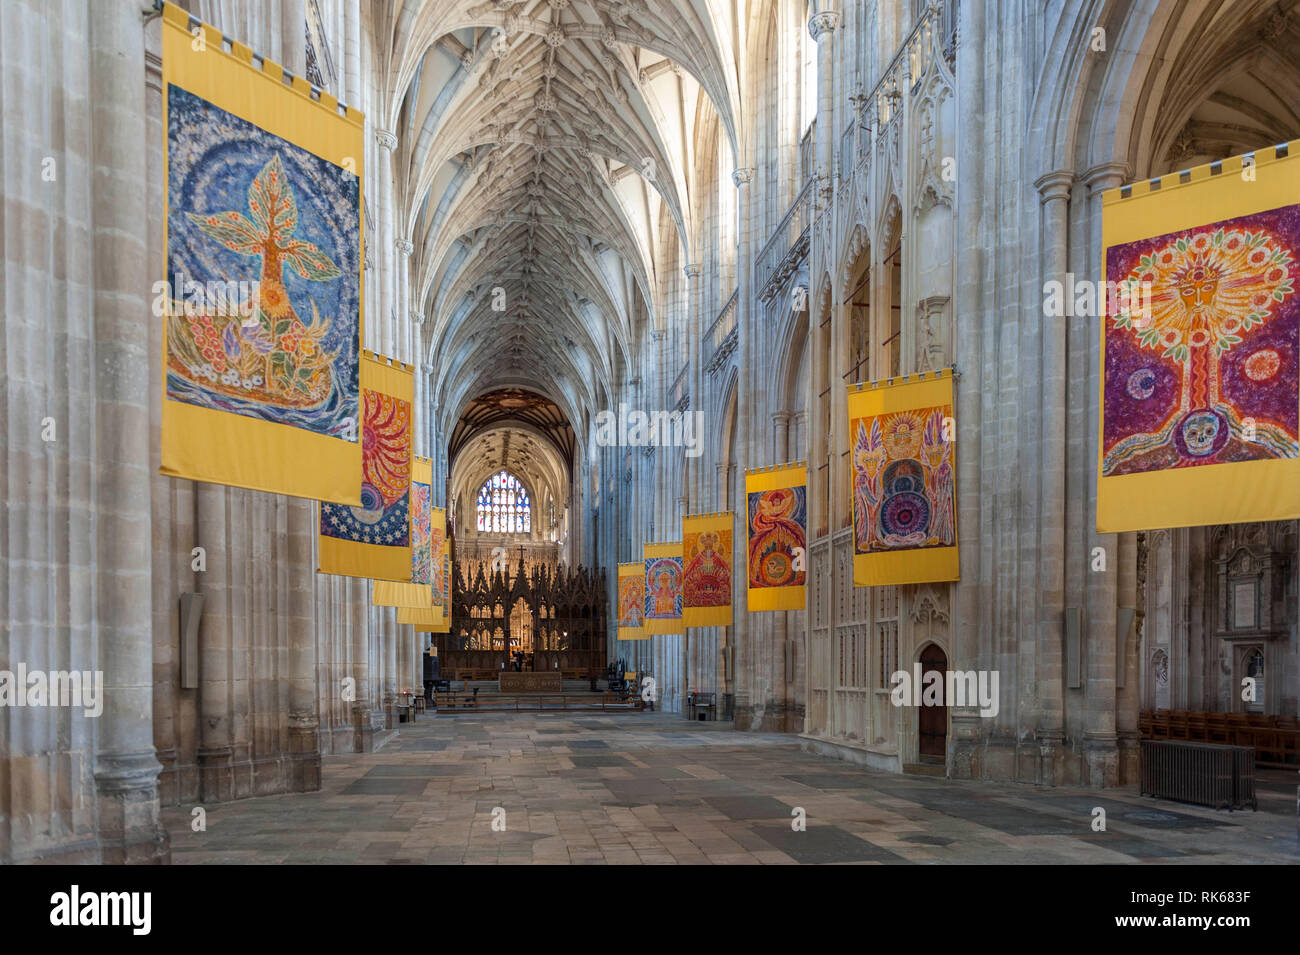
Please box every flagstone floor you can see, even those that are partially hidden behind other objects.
[162,712,1300,864]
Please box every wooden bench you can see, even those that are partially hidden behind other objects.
[1140,708,1300,768]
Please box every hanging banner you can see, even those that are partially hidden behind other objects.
[745,462,807,611]
[681,513,734,627]
[400,531,449,630]
[440,535,452,623]
[398,605,446,632]
[642,542,683,636]
[159,3,364,501]
[616,562,647,640]
[848,369,959,586]
[318,353,413,581]
[373,459,437,608]
[1098,141,1300,531]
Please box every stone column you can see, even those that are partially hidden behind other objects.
[810,12,839,207]
[684,263,703,508]
[374,129,398,356]
[730,166,755,728]
[90,0,168,863]
[1033,168,1073,782]
[1082,161,1129,786]
[950,0,986,779]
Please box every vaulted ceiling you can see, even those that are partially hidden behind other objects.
[370,0,740,476]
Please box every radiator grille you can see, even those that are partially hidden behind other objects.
[1139,739,1257,811]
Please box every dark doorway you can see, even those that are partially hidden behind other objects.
[918,643,948,760]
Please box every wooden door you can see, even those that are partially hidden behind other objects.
[918,643,947,758]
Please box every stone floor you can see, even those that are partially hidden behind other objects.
[163,712,1300,864]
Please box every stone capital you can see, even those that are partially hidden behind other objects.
[683,263,701,279]
[1082,160,1130,195]
[1033,169,1074,203]
[412,311,425,325]
[375,128,398,151]
[772,411,793,426]
[732,167,755,187]
[395,238,414,256]
[809,11,840,40]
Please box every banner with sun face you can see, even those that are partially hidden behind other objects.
[318,352,412,581]
[159,3,364,502]
[848,370,959,587]
[616,563,647,640]
[745,462,807,611]
[642,542,683,636]
[681,513,733,627]
[372,458,436,608]
[1099,142,1300,531]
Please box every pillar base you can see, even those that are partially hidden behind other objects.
[95,750,170,865]
[288,724,322,792]
[948,711,985,779]
[1117,730,1141,786]
[1083,732,1120,788]
[197,745,235,803]
[1034,732,1067,786]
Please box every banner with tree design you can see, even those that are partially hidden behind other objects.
[159,3,364,501]
[1098,141,1300,531]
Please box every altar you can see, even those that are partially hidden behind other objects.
[499,672,563,693]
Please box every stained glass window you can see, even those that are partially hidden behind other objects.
[475,470,531,534]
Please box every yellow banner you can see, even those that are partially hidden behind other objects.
[373,458,436,607]
[616,562,647,640]
[397,605,446,632]
[1098,141,1300,531]
[848,370,959,586]
[642,542,683,635]
[744,462,807,611]
[318,353,413,581]
[159,3,364,502]
[682,513,733,627]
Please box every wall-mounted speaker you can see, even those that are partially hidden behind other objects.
[1065,607,1082,689]
[179,592,204,689]
[784,640,795,684]
[721,645,734,682]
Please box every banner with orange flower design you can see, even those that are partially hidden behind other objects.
[318,353,413,582]
[848,370,958,587]
[745,462,807,612]
[159,3,365,502]
[682,513,734,627]
[1099,141,1300,531]
[616,563,647,640]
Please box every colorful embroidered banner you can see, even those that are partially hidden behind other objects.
[849,370,959,586]
[642,542,683,636]
[1098,141,1300,531]
[616,562,647,640]
[373,458,436,608]
[440,535,452,623]
[745,462,808,611]
[159,3,364,502]
[394,532,450,630]
[681,513,734,627]
[318,353,413,581]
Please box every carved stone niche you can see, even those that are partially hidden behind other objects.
[1214,544,1292,643]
